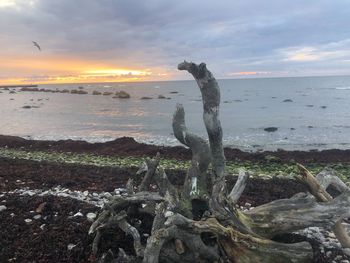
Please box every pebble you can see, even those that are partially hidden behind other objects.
[73,212,83,217]
[33,214,41,220]
[67,244,76,250]
[341,260,350,263]
[244,202,251,209]
[83,190,89,196]
[40,224,46,230]
[86,212,97,222]
[24,218,33,224]
[0,205,7,212]
[344,248,350,257]
[10,213,15,217]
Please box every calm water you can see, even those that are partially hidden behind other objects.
[1,76,350,151]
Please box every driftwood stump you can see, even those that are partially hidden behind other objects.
[89,61,350,263]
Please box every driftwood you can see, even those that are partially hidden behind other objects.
[89,61,350,263]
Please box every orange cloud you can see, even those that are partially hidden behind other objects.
[0,55,167,84]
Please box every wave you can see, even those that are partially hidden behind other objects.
[335,87,350,90]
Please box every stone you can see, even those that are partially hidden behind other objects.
[0,205,7,212]
[33,214,42,220]
[67,243,76,250]
[115,90,131,98]
[24,218,33,224]
[343,248,350,256]
[92,90,102,95]
[264,127,278,132]
[283,99,293,102]
[158,95,166,99]
[35,202,47,213]
[86,212,97,222]
[73,212,83,217]
[141,96,152,100]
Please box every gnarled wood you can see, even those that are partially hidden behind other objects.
[139,152,161,191]
[228,168,250,206]
[334,217,350,248]
[297,163,332,202]
[90,61,350,263]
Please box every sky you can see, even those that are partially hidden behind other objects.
[1,0,350,84]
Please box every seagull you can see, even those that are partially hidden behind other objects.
[32,41,41,51]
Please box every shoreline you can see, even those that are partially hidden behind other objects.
[1,134,350,164]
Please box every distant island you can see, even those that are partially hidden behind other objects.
[0,84,38,88]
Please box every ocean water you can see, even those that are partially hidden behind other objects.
[1,76,350,151]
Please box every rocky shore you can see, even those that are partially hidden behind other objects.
[0,135,349,262]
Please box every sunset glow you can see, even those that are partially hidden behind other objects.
[0,56,160,84]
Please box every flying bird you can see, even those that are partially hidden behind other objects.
[32,41,41,51]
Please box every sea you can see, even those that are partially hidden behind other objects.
[1,76,350,152]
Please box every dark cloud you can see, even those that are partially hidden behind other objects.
[1,0,350,78]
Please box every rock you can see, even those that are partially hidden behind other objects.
[115,90,131,98]
[60,89,70,93]
[264,127,278,132]
[141,96,152,100]
[0,205,7,212]
[244,202,251,209]
[343,248,350,256]
[306,104,314,107]
[24,218,33,224]
[102,92,113,96]
[158,95,166,99]
[67,243,76,250]
[71,89,88,94]
[9,91,16,94]
[321,105,327,109]
[86,212,97,222]
[92,90,102,95]
[35,202,47,213]
[170,91,178,94]
[83,190,89,196]
[283,99,293,102]
[327,232,336,239]
[22,105,32,109]
[73,212,83,217]
[33,214,41,220]
[78,86,84,89]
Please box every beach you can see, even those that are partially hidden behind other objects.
[0,135,349,262]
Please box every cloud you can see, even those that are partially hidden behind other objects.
[1,0,350,82]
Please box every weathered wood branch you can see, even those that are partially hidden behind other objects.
[143,224,220,263]
[117,213,144,257]
[173,103,211,199]
[246,191,350,238]
[139,152,161,191]
[166,213,313,263]
[334,216,350,248]
[296,163,333,202]
[178,61,225,180]
[228,168,250,206]
[316,168,349,193]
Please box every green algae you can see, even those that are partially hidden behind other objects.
[0,147,349,182]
